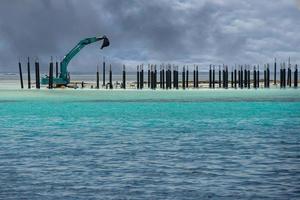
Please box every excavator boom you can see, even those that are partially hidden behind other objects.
[41,35,110,86]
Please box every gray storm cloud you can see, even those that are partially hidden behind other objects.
[0,0,299,73]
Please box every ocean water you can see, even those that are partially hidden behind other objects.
[0,89,300,199]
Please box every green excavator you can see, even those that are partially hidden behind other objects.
[41,35,110,86]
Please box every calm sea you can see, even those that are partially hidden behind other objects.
[0,89,299,199]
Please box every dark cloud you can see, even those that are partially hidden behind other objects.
[0,0,299,73]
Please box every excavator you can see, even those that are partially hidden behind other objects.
[41,35,110,86]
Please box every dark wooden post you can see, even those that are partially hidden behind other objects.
[182,66,185,89]
[162,66,165,89]
[49,60,53,89]
[19,61,24,89]
[148,65,151,88]
[274,58,277,85]
[288,65,291,87]
[109,64,113,89]
[256,65,260,88]
[241,66,243,89]
[96,65,100,89]
[226,66,229,88]
[122,65,126,89]
[238,67,241,88]
[280,64,283,88]
[264,64,267,88]
[244,67,247,88]
[27,57,31,89]
[137,65,140,89]
[160,66,163,89]
[209,65,212,88]
[283,63,286,88]
[196,66,199,88]
[140,65,144,89]
[102,59,105,87]
[267,64,270,88]
[35,59,40,89]
[155,65,158,89]
[193,66,196,88]
[222,65,225,88]
[247,67,250,89]
[186,66,189,88]
[254,66,257,88]
[294,64,298,88]
[218,65,221,88]
[212,65,215,88]
[234,67,237,89]
[231,69,234,88]
[55,61,59,78]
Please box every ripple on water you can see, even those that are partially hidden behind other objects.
[0,101,299,199]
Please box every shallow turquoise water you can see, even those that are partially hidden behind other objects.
[0,89,300,199]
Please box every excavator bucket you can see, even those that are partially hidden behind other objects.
[101,36,110,49]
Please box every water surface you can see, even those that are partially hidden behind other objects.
[0,89,299,199]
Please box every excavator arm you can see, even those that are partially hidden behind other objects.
[60,36,110,81]
[41,35,109,86]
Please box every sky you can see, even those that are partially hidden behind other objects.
[0,0,300,73]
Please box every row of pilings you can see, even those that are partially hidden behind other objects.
[18,57,59,89]
[18,58,299,89]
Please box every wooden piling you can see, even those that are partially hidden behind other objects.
[280,64,283,88]
[267,64,270,88]
[196,66,199,88]
[35,59,40,89]
[194,65,197,88]
[247,67,250,89]
[140,65,144,89]
[283,63,286,88]
[294,64,298,88]
[151,65,155,89]
[231,69,234,88]
[225,66,228,89]
[244,67,247,88]
[55,61,59,78]
[102,59,105,87]
[218,66,221,88]
[137,65,140,89]
[209,65,212,88]
[49,61,53,89]
[186,67,189,88]
[154,65,157,89]
[18,61,24,89]
[241,66,243,89]
[169,66,172,89]
[122,65,126,89]
[274,58,277,85]
[176,66,179,89]
[160,66,163,89]
[238,67,241,88]
[234,67,237,89]
[27,57,31,89]
[148,65,151,88]
[264,64,267,88]
[109,64,113,89]
[222,65,225,88]
[96,65,99,89]
[288,65,292,87]
[254,66,257,88]
[213,65,215,88]
[256,65,260,88]
[162,66,165,89]
[182,66,186,90]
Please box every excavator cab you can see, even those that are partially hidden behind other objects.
[101,36,110,49]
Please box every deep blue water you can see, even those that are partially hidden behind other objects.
[0,99,300,199]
